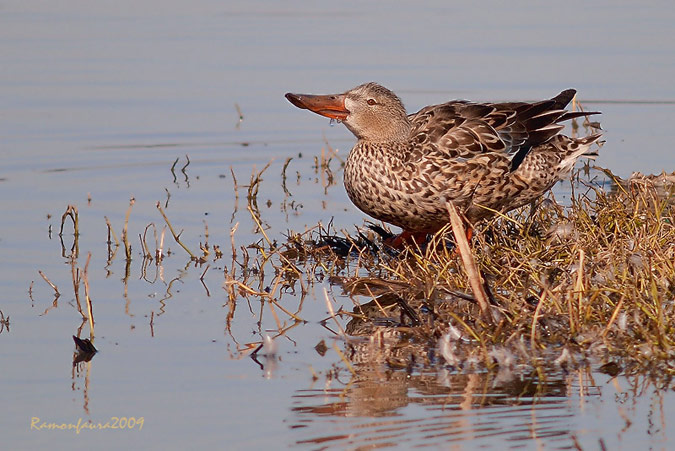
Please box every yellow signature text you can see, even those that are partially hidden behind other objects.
[30,416,144,434]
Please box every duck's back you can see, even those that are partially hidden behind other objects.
[406,90,582,169]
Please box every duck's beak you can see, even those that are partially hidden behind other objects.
[285,92,349,120]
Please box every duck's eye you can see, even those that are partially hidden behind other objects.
[366,98,377,106]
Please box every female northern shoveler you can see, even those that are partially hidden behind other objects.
[285,83,601,244]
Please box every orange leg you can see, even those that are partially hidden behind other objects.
[448,225,474,256]
[383,225,473,252]
[383,230,428,250]
[465,226,473,242]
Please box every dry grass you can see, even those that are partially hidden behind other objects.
[275,170,675,375]
[38,160,674,379]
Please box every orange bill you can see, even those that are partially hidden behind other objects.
[285,92,348,120]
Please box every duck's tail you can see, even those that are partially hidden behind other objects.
[557,133,604,174]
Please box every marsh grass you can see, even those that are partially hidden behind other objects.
[36,158,674,382]
[274,170,675,375]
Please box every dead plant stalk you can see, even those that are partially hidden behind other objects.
[446,202,494,323]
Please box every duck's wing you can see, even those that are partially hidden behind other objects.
[408,90,598,169]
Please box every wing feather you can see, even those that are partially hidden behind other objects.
[407,90,599,170]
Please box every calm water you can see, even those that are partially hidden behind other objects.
[2,1,674,449]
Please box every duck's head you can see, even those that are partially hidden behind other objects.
[285,82,410,142]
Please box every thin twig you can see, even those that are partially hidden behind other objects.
[38,270,60,296]
[104,216,120,246]
[156,202,196,260]
[59,205,79,237]
[602,294,626,337]
[122,197,135,260]
[530,289,547,349]
[83,252,95,338]
[323,287,346,336]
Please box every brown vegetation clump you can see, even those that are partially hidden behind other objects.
[281,170,675,375]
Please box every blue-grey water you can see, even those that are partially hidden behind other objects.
[2,1,674,449]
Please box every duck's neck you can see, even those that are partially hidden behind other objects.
[346,117,411,143]
[381,122,411,143]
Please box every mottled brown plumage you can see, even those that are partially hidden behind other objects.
[285,82,602,234]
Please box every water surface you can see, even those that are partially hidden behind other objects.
[1,1,674,449]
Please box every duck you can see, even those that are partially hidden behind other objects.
[285,82,602,246]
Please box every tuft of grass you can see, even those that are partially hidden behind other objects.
[277,169,675,374]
